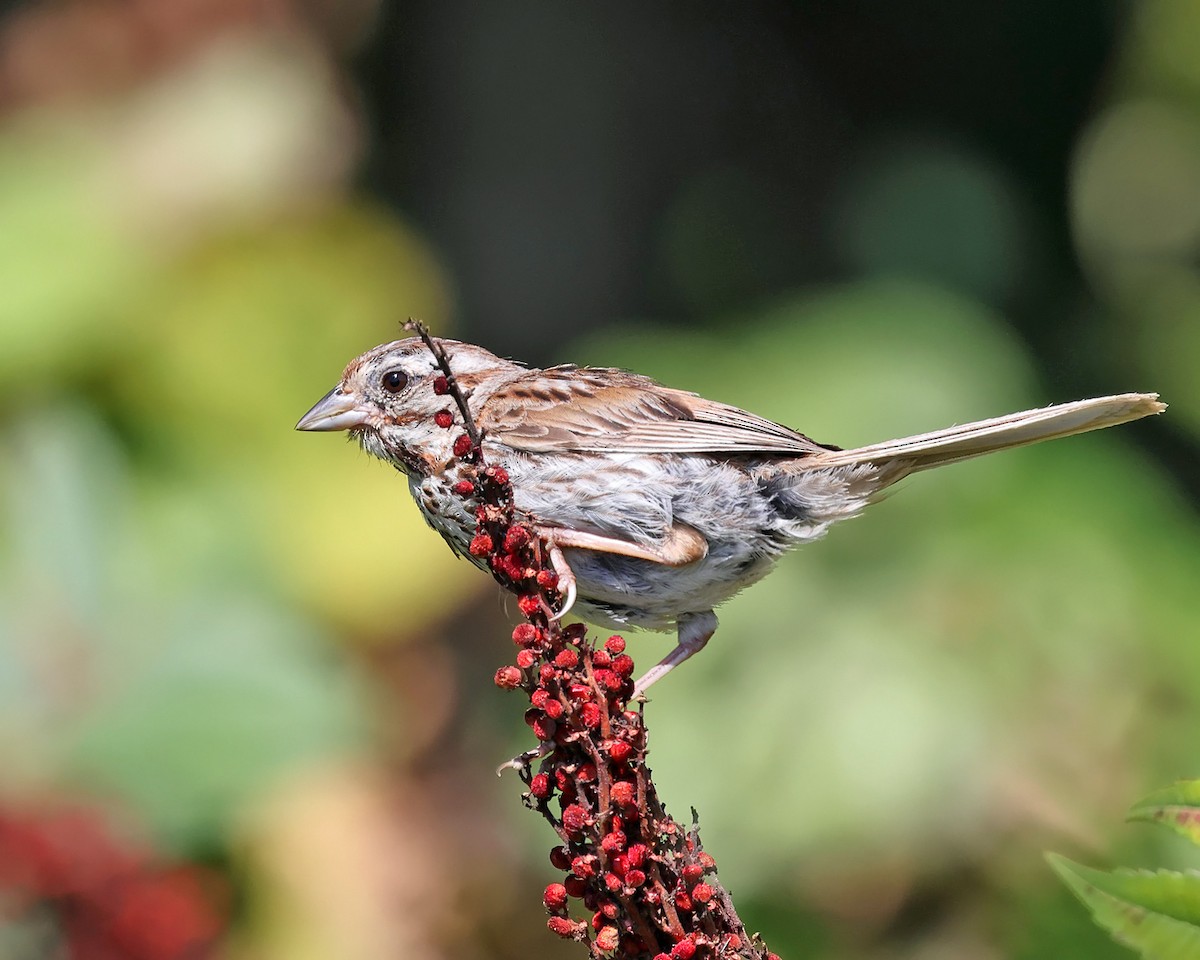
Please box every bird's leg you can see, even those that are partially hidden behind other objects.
[535,522,709,622]
[632,610,718,697]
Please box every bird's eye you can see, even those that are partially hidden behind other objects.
[381,370,408,394]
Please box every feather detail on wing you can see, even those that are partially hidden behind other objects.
[479,368,834,455]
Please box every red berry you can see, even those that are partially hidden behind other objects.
[451,479,475,496]
[681,864,703,885]
[604,635,626,654]
[485,465,510,484]
[468,532,493,557]
[554,649,579,670]
[543,699,563,720]
[610,781,635,807]
[517,594,541,616]
[567,683,592,702]
[493,666,522,689]
[580,702,602,728]
[543,883,568,912]
[725,934,741,950]
[565,875,586,898]
[697,852,716,869]
[434,409,454,428]
[531,688,550,709]
[691,882,713,904]
[516,650,537,669]
[530,773,552,799]
[600,900,619,919]
[612,654,635,676]
[561,804,588,835]
[432,375,449,395]
[600,831,626,854]
[539,663,556,684]
[452,434,473,457]
[604,872,621,892]
[608,740,633,764]
[571,855,596,879]
[626,869,646,888]
[547,917,582,939]
[504,525,531,551]
[531,716,556,741]
[550,846,571,870]
[577,762,596,783]
[674,889,692,911]
[592,650,612,668]
[512,623,539,647]
[671,935,697,959]
[536,570,558,589]
[625,844,647,868]
[595,926,620,952]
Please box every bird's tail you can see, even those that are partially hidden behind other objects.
[805,393,1165,485]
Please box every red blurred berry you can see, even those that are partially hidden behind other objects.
[543,883,568,912]
[503,525,531,551]
[577,762,597,783]
[697,852,716,869]
[468,532,493,557]
[592,650,612,668]
[518,594,541,616]
[432,375,449,395]
[561,805,588,835]
[610,781,635,807]
[580,703,602,727]
[516,650,537,669]
[565,875,586,899]
[554,649,579,670]
[531,716,556,741]
[604,872,622,892]
[600,831,626,854]
[539,663,556,684]
[691,882,713,904]
[530,774,552,800]
[543,699,563,720]
[547,916,583,939]
[512,623,540,647]
[612,654,635,676]
[451,479,475,497]
[433,409,454,428]
[626,868,646,888]
[674,889,692,911]
[571,855,596,879]
[452,434,473,457]
[607,740,633,764]
[493,666,522,689]
[595,926,620,952]
[536,570,558,589]
[626,844,647,868]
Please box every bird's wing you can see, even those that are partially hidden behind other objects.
[478,367,833,455]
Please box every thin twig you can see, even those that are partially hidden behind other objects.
[403,318,483,448]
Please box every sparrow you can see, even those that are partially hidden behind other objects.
[297,337,1164,692]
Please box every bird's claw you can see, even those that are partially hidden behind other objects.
[496,742,552,777]
[546,540,577,622]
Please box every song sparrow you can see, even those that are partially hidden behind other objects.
[297,337,1164,692]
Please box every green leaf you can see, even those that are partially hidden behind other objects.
[1047,854,1200,959]
[1129,782,1200,845]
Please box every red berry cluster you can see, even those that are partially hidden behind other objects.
[0,803,225,960]
[421,341,776,959]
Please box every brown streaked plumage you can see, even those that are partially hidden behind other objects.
[297,337,1166,692]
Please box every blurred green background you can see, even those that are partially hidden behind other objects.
[0,2,1197,958]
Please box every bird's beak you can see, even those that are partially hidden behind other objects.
[295,387,367,432]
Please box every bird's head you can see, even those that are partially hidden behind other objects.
[296,337,518,473]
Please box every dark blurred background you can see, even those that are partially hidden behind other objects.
[0,1,1197,958]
